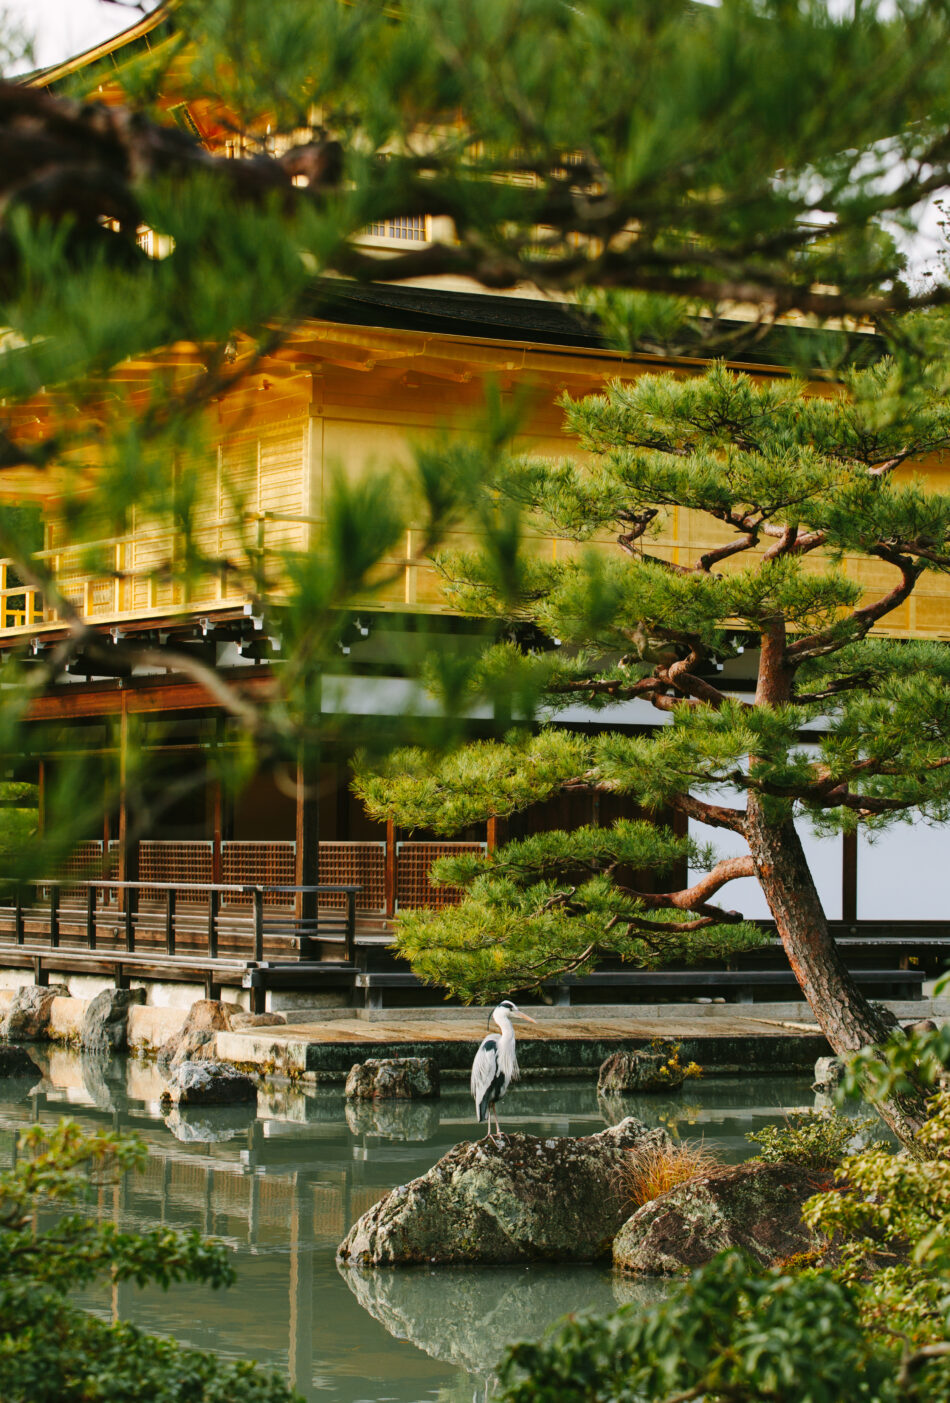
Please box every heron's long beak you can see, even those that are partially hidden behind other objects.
[513,1010,538,1024]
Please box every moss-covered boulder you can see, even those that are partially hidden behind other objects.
[160,1059,257,1107]
[345,1056,439,1100]
[613,1161,819,1274]
[81,988,145,1054]
[337,1118,670,1266]
[598,1047,695,1094]
[157,998,243,1071]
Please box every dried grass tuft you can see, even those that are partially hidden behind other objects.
[620,1139,722,1209]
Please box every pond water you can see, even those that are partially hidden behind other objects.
[0,1049,824,1403]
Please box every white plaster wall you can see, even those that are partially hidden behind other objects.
[857,821,950,921]
[688,778,843,922]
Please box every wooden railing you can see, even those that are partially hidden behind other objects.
[53,839,487,917]
[0,879,361,964]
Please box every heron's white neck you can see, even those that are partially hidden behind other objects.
[492,1010,515,1040]
[492,1009,519,1080]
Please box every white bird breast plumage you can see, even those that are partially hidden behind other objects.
[470,1021,520,1121]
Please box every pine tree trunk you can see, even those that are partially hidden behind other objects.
[744,795,926,1145]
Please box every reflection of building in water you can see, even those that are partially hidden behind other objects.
[0,1081,398,1402]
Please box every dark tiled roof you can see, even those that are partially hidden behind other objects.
[309,280,882,369]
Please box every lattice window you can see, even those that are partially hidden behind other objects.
[139,841,213,887]
[221,841,296,907]
[318,842,385,913]
[51,841,105,904]
[368,215,428,241]
[396,842,486,910]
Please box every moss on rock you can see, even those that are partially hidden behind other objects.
[338,1117,670,1266]
[613,1161,820,1274]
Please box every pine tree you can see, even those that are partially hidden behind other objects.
[355,361,950,1142]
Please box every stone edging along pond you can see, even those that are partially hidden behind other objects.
[0,985,837,1081]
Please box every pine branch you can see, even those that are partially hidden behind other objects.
[667,792,747,834]
[787,547,923,662]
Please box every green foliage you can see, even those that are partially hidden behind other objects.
[803,1090,950,1345]
[496,1252,926,1403]
[495,1042,950,1403]
[359,361,950,1005]
[0,1120,298,1403]
[747,1110,883,1172]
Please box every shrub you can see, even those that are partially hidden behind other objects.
[0,1120,297,1403]
[747,1110,882,1171]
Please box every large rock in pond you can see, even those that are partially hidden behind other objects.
[81,988,145,1053]
[598,1047,691,1094]
[812,1055,844,1093]
[157,998,244,1071]
[0,1043,40,1078]
[345,1057,439,1101]
[337,1117,670,1266]
[613,1161,819,1274]
[160,1059,258,1107]
[0,984,69,1042]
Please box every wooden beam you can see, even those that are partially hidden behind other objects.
[27,671,275,721]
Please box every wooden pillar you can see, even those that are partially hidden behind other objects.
[211,713,226,885]
[487,816,505,853]
[117,696,138,912]
[211,778,224,885]
[670,805,689,892]
[385,817,396,918]
[294,753,319,923]
[336,761,350,840]
[842,829,858,925]
[36,760,46,836]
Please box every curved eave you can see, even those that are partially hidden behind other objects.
[23,0,178,89]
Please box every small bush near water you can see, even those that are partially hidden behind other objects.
[620,1139,721,1208]
[747,1110,883,1171]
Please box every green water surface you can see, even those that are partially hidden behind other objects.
[0,1051,823,1403]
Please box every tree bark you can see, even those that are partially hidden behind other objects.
[745,795,927,1145]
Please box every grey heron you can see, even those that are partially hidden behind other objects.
[471,999,538,1140]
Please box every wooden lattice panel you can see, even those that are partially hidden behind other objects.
[348,1185,390,1220]
[318,842,385,913]
[53,840,105,904]
[221,841,295,906]
[139,841,213,887]
[396,842,486,910]
[57,840,105,879]
[311,1183,345,1238]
